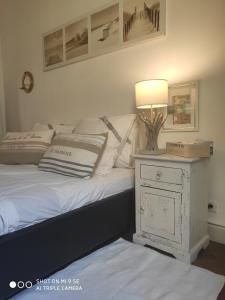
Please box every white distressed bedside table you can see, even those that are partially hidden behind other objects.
[133,153,210,264]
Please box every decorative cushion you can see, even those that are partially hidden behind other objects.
[74,114,138,170]
[39,133,108,178]
[33,123,76,134]
[0,130,54,165]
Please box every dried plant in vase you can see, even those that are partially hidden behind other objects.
[135,79,168,155]
[138,108,167,154]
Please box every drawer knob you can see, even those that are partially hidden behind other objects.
[156,171,162,180]
[140,206,145,214]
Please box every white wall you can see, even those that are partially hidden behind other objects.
[0,0,225,228]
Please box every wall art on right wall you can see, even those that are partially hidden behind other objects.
[163,81,199,132]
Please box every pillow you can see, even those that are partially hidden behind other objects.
[32,123,51,131]
[39,133,108,178]
[95,146,118,176]
[0,130,54,165]
[114,118,138,168]
[74,114,137,169]
[33,123,76,134]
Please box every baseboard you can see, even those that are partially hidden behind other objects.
[190,234,210,263]
[208,223,225,245]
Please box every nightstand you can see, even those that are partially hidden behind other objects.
[133,154,210,264]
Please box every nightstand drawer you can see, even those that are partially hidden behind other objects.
[140,164,183,185]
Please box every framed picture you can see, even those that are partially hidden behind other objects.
[123,0,165,43]
[43,0,166,71]
[91,4,120,53]
[43,29,63,68]
[163,81,199,132]
[65,18,89,61]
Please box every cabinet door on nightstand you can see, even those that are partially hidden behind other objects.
[140,187,182,243]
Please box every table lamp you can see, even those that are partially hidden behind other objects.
[135,79,168,155]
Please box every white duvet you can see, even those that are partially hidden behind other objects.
[13,239,224,300]
[0,165,134,236]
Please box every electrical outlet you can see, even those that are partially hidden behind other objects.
[208,202,217,214]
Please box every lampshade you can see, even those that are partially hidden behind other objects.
[135,79,168,109]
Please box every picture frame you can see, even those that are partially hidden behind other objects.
[43,0,166,71]
[65,17,89,61]
[43,28,64,68]
[91,3,120,54]
[123,0,165,45]
[163,81,199,132]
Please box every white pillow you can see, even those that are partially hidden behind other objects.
[39,133,108,178]
[95,146,117,176]
[114,118,138,168]
[74,114,137,170]
[33,123,76,134]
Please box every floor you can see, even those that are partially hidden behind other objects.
[194,242,225,275]
[146,241,225,298]
[193,242,225,300]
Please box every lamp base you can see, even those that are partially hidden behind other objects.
[139,149,166,156]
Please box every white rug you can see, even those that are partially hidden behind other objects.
[13,239,224,300]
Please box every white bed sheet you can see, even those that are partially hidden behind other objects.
[12,239,224,300]
[0,165,134,236]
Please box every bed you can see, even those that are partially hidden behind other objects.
[0,165,134,235]
[0,165,135,300]
[12,239,225,300]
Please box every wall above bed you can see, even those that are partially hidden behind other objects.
[0,0,225,131]
[0,0,225,236]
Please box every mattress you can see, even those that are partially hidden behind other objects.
[12,239,224,300]
[0,165,134,236]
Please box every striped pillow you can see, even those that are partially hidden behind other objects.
[39,133,108,178]
[0,130,54,164]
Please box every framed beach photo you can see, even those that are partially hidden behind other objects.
[123,0,165,43]
[65,18,89,61]
[163,81,199,132]
[90,3,120,53]
[43,29,64,68]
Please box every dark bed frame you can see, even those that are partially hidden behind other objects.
[0,189,135,300]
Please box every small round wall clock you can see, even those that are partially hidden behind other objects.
[20,71,34,93]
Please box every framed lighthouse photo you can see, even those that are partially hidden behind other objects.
[90,3,120,53]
